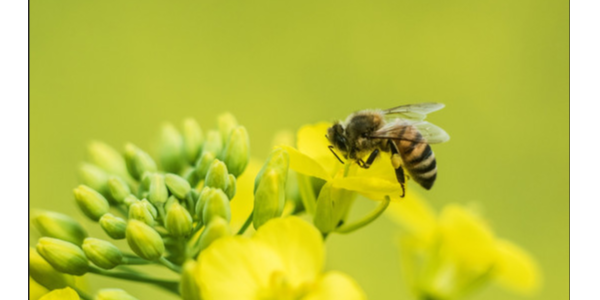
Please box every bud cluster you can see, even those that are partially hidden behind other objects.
[30,114,251,298]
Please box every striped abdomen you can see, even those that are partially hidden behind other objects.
[395,126,437,190]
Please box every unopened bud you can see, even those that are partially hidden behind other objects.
[253,170,286,229]
[199,217,231,251]
[87,141,130,179]
[202,188,231,224]
[201,130,223,158]
[255,148,289,188]
[79,163,110,198]
[124,143,157,180]
[108,176,130,204]
[140,199,158,219]
[218,112,238,142]
[32,211,88,246]
[36,238,88,276]
[29,247,74,290]
[185,189,200,215]
[148,173,168,206]
[40,287,79,300]
[182,118,204,164]
[165,173,191,199]
[194,152,216,181]
[180,260,201,300]
[74,185,110,221]
[123,194,139,207]
[204,160,229,191]
[95,289,139,300]
[165,201,193,237]
[158,123,185,173]
[225,174,237,200]
[128,201,155,226]
[99,213,127,240]
[126,220,165,261]
[195,187,211,224]
[222,126,250,177]
[82,238,123,270]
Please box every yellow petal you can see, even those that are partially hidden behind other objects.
[385,192,437,244]
[29,277,49,300]
[254,217,325,289]
[438,205,497,273]
[493,239,541,295]
[303,271,366,300]
[279,146,331,181]
[331,176,401,200]
[296,123,341,176]
[39,287,79,300]
[197,236,284,300]
[230,158,262,233]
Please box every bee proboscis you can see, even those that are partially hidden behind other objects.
[326,103,450,197]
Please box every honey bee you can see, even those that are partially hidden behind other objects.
[326,103,449,197]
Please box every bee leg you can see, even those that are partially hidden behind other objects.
[395,165,406,198]
[328,145,345,164]
[388,140,406,197]
[357,149,380,169]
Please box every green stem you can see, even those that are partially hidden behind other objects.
[297,174,316,215]
[88,265,180,294]
[72,287,92,300]
[335,196,391,234]
[159,257,183,274]
[237,211,254,235]
[121,256,153,265]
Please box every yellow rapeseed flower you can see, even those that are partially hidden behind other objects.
[196,216,366,300]
[387,197,541,299]
[279,122,404,201]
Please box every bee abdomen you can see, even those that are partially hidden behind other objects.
[402,143,437,190]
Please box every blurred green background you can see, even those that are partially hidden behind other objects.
[30,0,568,299]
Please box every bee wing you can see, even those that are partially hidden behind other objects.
[382,103,445,121]
[369,120,450,144]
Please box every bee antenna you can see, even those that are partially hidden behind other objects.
[328,145,345,164]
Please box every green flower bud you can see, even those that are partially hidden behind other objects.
[180,260,201,300]
[108,176,130,204]
[222,126,250,177]
[253,170,286,229]
[254,148,289,191]
[82,238,123,270]
[74,185,110,221]
[141,199,158,219]
[225,174,237,200]
[36,237,89,276]
[158,123,186,173]
[87,141,130,179]
[32,211,88,245]
[185,189,200,214]
[199,217,231,251]
[165,201,193,237]
[78,163,110,198]
[95,289,139,300]
[204,160,229,191]
[99,213,127,240]
[165,173,191,199]
[313,183,354,234]
[148,173,168,206]
[124,143,157,180]
[194,152,216,181]
[29,247,74,290]
[126,220,165,261]
[182,118,204,164]
[164,195,178,213]
[182,166,201,188]
[123,194,139,207]
[128,201,155,226]
[202,188,231,224]
[201,130,223,157]
[195,187,211,224]
[217,112,238,143]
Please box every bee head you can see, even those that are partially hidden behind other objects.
[326,123,348,154]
